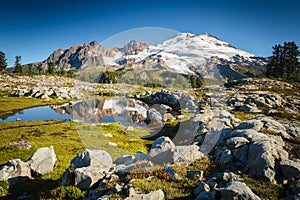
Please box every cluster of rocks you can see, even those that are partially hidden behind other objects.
[0,146,56,185]
[223,78,300,114]
[225,78,296,90]
[187,86,300,198]
[11,86,83,100]
[0,73,97,100]
[226,90,300,114]
[209,118,300,183]
[141,90,199,112]
[59,136,205,199]
[192,172,260,200]
[11,86,82,100]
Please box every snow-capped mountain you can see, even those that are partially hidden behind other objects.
[33,32,267,81]
[104,33,266,80]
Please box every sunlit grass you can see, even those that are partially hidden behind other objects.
[0,120,151,199]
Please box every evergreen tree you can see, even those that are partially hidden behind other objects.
[14,55,22,73]
[189,75,204,88]
[0,51,7,71]
[98,71,118,84]
[48,62,55,75]
[266,42,300,81]
[27,64,33,74]
[37,65,43,73]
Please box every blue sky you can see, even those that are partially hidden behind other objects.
[1,0,299,67]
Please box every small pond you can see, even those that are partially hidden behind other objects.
[0,106,72,122]
[0,97,149,128]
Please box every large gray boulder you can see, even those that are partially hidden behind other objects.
[246,131,288,183]
[148,137,204,165]
[260,118,291,139]
[214,128,289,183]
[71,149,113,169]
[74,166,111,190]
[220,181,261,200]
[236,120,264,131]
[148,136,175,165]
[0,159,31,182]
[29,146,57,175]
[125,188,164,200]
[114,155,135,166]
[226,137,250,149]
[173,145,204,165]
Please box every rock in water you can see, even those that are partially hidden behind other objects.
[29,146,57,175]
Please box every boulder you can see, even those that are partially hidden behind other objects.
[260,118,291,139]
[238,105,260,113]
[173,145,204,165]
[0,159,31,182]
[145,108,163,127]
[195,191,215,200]
[220,181,261,200]
[148,136,175,164]
[135,151,148,162]
[114,155,135,166]
[236,120,264,131]
[213,146,233,164]
[125,189,164,200]
[195,135,205,145]
[187,170,204,180]
[74,166,110,190]
[232,145,249,165]
[193,181,210,196]
[226,137,250,149]
[247,131,288,183]
[71,149,113,169]
[29,146,56,175]
[280,159,300,179]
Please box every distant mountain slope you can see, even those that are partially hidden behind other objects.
[31,32,267,81]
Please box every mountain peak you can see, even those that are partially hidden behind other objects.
[89,40,99,46]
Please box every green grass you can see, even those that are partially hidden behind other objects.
[0,120,85,199]
[0,97,70,119]
[0,120,151,199]
[0,120,85,179]
[232,111,256,121]
[267,111,300,121]
[242,174,284,200]
[75,122,151,160]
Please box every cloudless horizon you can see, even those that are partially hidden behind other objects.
[1,0,299,67]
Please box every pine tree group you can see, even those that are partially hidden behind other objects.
[14,55,22,73]
[266,41,300,81]
[0,51,7,71]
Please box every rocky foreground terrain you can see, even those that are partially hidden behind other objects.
[0,74,299,199]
